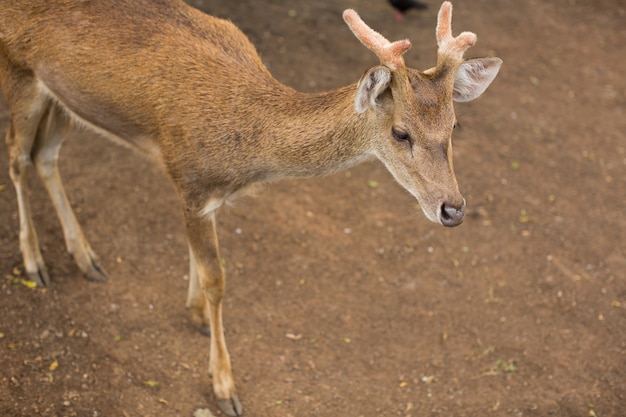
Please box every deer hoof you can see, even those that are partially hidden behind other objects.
[83,260,109,282]
[29,267,50,287]
[217,395,243,416]
[200,325,211,337]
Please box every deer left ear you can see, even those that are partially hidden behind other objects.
[453,57,502,102]
[354,65,392,113]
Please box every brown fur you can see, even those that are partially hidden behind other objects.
[0,1,500,415]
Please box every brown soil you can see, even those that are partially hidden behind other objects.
[1,0,625,416]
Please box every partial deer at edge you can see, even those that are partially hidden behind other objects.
[0,1,501,415]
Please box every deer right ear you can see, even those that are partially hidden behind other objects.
[354,66,392,113]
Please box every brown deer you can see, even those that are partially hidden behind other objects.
[0,1,501,415]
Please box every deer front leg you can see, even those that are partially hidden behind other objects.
[184,210,242,417]
[186,246,211,336]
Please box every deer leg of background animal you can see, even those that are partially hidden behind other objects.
[184,209,242,416]
[32,105,108,282]
[3,76,50,286]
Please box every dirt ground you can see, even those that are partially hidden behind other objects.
[1,0,625,416]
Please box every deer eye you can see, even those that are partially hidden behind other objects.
[391,127,410,143]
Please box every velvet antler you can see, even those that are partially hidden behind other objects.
[343,9,411,71]
[435,2,477,64]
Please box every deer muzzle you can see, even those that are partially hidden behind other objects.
[439,199,466,227]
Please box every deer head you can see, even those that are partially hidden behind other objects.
[343,2,501,226]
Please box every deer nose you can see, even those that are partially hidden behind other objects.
[440,200,466,227]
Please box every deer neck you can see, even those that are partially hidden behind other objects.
[260,84,374,180]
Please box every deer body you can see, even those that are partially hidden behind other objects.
[1,1,501,415]
[2,2,364,181]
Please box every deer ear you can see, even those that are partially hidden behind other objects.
[453,57,502,102]
[354,66,392,113]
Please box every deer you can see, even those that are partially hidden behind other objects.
[0,0,501,415]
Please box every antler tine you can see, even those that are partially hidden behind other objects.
[343,9,411,71]
[436,2,477,62]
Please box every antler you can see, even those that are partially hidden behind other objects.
[436,2,477,63]
[343,9,411,71]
